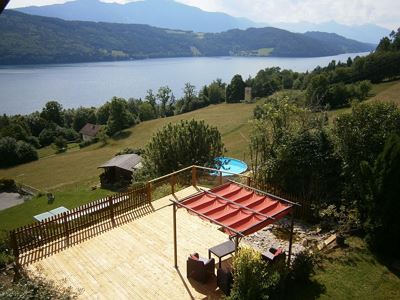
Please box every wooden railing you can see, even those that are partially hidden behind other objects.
[9,165,310,265]
[10,185,149,265]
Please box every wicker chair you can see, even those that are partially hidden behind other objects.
[186,254,215,283]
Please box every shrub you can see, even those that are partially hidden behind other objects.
[115,148,144,156]
[26,136,41,149]
[16,141,38,163]
[0,137,38,168]
[79,138,98,148]
[0,273,77,299]
[228,247,280,300]
[0,178,16,191]
[39,128,56,146]
[0,231,14,269]
[290,251,315,283]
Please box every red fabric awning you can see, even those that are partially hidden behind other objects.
[178,182,293,236]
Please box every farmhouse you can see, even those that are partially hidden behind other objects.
[79,123,102,141]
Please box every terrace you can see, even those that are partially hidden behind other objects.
[10,166,307,299]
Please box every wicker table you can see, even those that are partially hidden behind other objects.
[208,240,235,268]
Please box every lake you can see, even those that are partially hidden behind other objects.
[0,53,368,115]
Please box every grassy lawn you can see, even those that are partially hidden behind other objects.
[0,185,111,232]
[286,237,400,299]
[0,102,256,192]
[37,142,80,159]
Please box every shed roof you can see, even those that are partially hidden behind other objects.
[98,154,142,172]
[79,123,102,137]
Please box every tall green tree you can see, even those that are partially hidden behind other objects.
[141,119,225,176]
[360,134,400,256]
[107,97,131,135]
[226,74,245,103]
[157,86,172,117]
[40,101,64,126]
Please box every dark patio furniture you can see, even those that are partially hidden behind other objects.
[209,240,236,268]
[186,254,215,283]
[217,267,233,296]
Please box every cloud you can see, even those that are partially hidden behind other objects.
[7,0,400,29]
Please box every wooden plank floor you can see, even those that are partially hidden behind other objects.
[28,187,229,299]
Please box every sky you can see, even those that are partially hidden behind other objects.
[7,0,399,29]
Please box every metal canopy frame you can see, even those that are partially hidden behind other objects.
[170,182,299,268]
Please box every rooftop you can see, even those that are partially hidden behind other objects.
[98,154,142,172]
[79,123,102,137]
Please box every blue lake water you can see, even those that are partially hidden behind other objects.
[0,53,368,115]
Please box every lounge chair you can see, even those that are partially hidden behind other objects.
[186,253,215,283]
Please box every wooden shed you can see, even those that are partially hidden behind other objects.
[98,154,142,187]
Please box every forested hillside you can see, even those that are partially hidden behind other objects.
[0,11,374,65]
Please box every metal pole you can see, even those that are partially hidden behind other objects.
[287,210,295,266]
[173,202,178,268]
[235,235,239,254]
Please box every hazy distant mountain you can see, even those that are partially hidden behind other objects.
[273,21,390,44]
[0,11,375,65]
[15,0,259,33]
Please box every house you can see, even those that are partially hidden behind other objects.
[98,154,143,187]
[79,123,102,141]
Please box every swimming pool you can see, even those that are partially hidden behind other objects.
[215,157,248,176]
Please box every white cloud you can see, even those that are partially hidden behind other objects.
[7,0,400,29]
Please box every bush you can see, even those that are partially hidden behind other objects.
[16,141,38,163]
[0,231,14,269]
[0,137,38,168]
[39,128,56,146]
[115,147,144,156]
[26,136,41,149]
[0,274,77,299]
[79,138,98,148]
[228,247,280,300]
[290,251,315,283]
[0,178,16,191]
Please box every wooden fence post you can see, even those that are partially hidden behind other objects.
[191,166,197,187]
[109,196,115,227]
[63,212,70,247]
[218,171,223,185]
[171,174,175,195]
[246,176,251,187]
[10,230,19,262]
[147,182,152,204]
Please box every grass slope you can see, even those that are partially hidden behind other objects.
[0,103,255,191]
[287,237,400,299]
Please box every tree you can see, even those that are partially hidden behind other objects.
[157,86,172,117]
[306,74,329,107]
[179,83,198,113]
[145,89,157,116]
[226,74,245,103]
[360,134,400,256]
[139,102,157,121]
[334,102,400,218]
[96,102,111,125]
[141,119,225,177]
[72,107,97,131]
[40,101,64,126]
[207,80,226,104]
[107,97,131,135]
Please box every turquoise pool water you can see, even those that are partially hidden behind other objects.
[215,157,248,176]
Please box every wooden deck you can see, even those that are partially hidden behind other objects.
[27,186,230,299]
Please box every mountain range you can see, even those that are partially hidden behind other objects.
[0,11,375,65]
[14,0,390,44]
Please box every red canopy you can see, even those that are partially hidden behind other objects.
[178,182,293,236]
